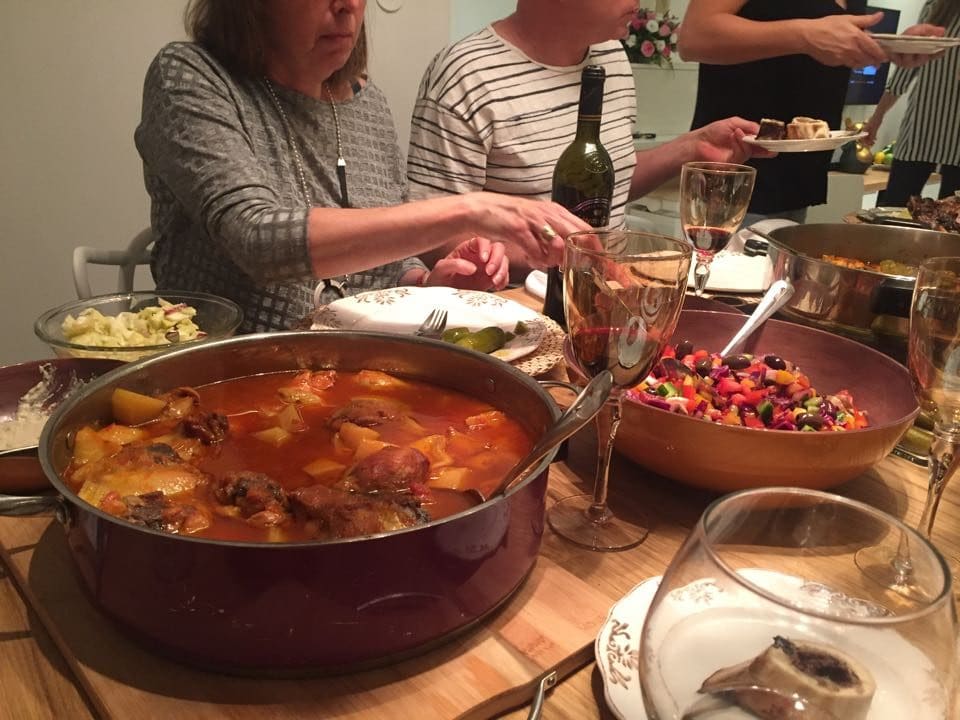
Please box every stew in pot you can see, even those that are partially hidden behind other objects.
[63,369,534,543]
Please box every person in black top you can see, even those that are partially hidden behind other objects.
[679,1,943,224]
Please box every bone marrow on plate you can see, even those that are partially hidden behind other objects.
[786,116,830,140]
[699,636,876,720]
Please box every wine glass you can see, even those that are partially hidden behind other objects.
[640,488,958,720]
[857,256,960,590]
[550,230,691,551]
[680,161,757,297]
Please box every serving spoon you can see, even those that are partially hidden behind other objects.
[458,370,614,506]
[719,279,795,357]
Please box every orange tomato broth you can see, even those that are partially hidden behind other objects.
[67,370,535,543]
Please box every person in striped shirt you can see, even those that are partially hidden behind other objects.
[863,0,960,205]
[407,0,762,275]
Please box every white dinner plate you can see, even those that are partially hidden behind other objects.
[686,252,773,293]
[310,286,545,363]
[871,33,960,54]
[744,130,866,153]
[597,569,948,720]
[524,270,548,301]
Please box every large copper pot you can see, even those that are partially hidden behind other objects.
[1,332,560,673]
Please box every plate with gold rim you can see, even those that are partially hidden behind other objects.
[597,570,947,720]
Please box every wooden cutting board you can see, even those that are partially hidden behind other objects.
[0,469,615,720]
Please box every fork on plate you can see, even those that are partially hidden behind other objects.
[414,308,447,339]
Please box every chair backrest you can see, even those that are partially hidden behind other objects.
[72,227,155,299]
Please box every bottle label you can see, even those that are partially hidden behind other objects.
[571,197,611,228]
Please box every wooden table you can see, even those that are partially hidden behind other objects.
[0,287,957,720]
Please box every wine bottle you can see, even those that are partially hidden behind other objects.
[543,64,614,329]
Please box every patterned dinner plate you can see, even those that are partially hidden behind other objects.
[596,570,947,719]
[595,576,661,720]
[311,286,546,364]
[744,130,867,153]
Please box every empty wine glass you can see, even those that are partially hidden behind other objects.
[857,256,960,591]
[640,488,958,720]
[550,230,691,551]
[680,162,757,297]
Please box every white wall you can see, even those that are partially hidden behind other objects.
[0,1,185,366]
[450,0,515,40]
[367,0,451,152]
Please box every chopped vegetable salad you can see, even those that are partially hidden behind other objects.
[625,341,869,432]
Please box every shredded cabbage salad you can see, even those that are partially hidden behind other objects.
[625,342,869,432]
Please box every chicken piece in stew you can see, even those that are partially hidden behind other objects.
[63,369,534,543]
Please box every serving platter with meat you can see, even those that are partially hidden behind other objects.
[907,195,960,233]
[1,332,562,672]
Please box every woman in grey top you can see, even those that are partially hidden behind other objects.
[136,0,587,332]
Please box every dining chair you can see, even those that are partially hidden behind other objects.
[72,227,155,299]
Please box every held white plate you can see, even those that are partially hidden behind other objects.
[871,33,960,54]
[311,286,545,363]
[601,569,948,720]
[686,252,773,293]
[744,130,866,153]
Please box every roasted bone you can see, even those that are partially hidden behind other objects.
[698,636,875,720]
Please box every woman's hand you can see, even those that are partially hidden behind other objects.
[427,236,510,291]
[861,115,881,148]
[459,193,591,270]
[802,13,887,68]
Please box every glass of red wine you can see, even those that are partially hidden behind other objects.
[679,161,757,297]
[550,230,692,551]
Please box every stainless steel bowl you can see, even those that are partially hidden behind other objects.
[764,223,960,356]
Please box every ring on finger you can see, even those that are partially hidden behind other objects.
[539,224,558,243]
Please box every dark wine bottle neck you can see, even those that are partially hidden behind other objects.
[575,74,604,142]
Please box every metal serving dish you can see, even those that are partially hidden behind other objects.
[764,224,960,357]
[0,332,561,673]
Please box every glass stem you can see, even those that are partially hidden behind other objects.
[588,397,621,524]
[888,530,915,586]
[917,423,960,537]
[693,256,711,297]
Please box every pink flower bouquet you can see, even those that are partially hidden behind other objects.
[623,8,680,67]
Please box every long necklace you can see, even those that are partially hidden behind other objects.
[262,77,350,208]
[325,83,350,208]
[263,77,348,300]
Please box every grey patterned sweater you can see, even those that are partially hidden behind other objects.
[135,42,425,332]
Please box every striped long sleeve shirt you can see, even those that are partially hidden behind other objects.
[886,4,960,166]
[407,27,638,229]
